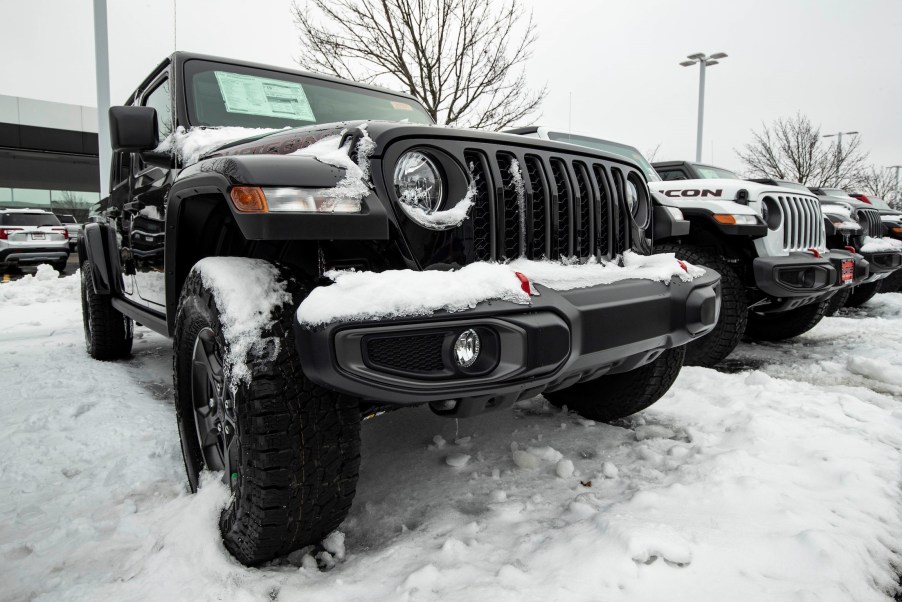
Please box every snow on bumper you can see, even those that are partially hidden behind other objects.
[293,255,720,410]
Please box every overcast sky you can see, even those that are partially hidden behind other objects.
[1,0,900,173]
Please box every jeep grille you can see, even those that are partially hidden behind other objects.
[463,149,625,261]
[776,195,826,251]
[858,207,883,237]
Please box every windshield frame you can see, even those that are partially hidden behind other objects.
[182,59,434,130]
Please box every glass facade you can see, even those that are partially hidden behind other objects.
[0,188,99,221]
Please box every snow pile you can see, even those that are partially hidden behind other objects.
[0,264,76,305]
[290,127,376,210]
[297,252,704,327]
[193,257,292,388]
[860,236,902,252]
[155,125,282,166]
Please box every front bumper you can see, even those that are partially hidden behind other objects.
[295,270,721,414]
[859,250,902,278]
[824,249,869,288]
[752,252,837,299]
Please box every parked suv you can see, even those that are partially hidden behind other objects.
[808,187,902,305]
[56,214,81,250]
[0,208,70,272]
[79,53,721,565]
[507,130,856,366]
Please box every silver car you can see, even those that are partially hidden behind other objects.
[57,214,81,251]
[0,209,70,272]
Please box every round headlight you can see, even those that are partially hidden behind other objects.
[760,201,769,223]
[394,151,443,215]
[625,180,638,214]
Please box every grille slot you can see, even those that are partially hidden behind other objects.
[366,333,446,374]
[524,156,549,259]
[859,208,882,237]
[549,159,573,259]
[776,195,824,251]
[465,151,493,261]
[497,152,523,260]
[573,162,593,258]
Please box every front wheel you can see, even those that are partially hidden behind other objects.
[745,299,828,342]
[656,245,746,367]
[173,262,361,566]
[544,346,685,422]
[844,281,882,308]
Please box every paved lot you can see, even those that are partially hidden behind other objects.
[1,253,79,282]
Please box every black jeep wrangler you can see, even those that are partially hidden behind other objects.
[79,53,720,565]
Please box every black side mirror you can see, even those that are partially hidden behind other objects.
[109,106,158,152]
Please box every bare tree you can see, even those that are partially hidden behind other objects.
[51,191,92,222]
[854,166,900,207]
[292,0,546,130]
[736,113,868,188]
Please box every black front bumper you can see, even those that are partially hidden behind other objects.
[752,252,837,299]
[859,250,902,280]
[295,270,721,414]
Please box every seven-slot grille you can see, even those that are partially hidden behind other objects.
[858,207,883,237]
[463,149,627,261]
[774,195,826,251]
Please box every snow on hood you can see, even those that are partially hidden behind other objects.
[289,126,376,210]
[820,203,854,218]
[860,236,902,253]
[192,257,293,389]
[297,252,704,327]
[155,126,284,166]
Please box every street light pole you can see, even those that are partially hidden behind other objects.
[92,0,111,200]
[889,165,902,206]
[680,52,727,162]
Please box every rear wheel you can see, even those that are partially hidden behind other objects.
[173,263,361,566]
[656,244,745,367]
[844,281,882,308]
[746,300,828,342]
[823,288,851,317]
[545,346,685,422]
[52,260,68,272]
[81,260,133,360]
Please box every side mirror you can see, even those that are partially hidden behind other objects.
[109,106,158,152]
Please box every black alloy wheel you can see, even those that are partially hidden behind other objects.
[189,327,238,491]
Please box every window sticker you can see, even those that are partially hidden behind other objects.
[390,100,414,111]
[214,71,315,121]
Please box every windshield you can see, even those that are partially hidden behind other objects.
[185,60,434,129]
[0,213,61,227]
[58,215,77,224]
[693,164,739,179]
[546,132,659,181]
[863,197,891,210]
[819,188,853,198]
[774,181,811,193]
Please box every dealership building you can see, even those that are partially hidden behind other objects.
[0,94,100,213]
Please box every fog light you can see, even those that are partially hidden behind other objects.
[453,329,481,367]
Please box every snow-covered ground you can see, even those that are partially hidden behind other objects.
[3,269,902,601]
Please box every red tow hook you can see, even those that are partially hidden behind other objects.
[807,247,821,258]
[677,260,689,272]
[514,271,533,295]
[844,246,856,253]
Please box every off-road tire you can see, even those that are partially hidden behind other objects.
[545,346,685,422]
[80,260,133,359]
[823,288,852,317]
[173,264,361,566]
[656,244,745,367]
[880,269,902,294]
[844,281,882,308]
[52,260,68,272]
[746,300,828,342]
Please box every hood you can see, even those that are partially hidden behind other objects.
[649,178,818,202]
[201,121,366,161]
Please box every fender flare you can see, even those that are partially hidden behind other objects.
[77,222,120,295]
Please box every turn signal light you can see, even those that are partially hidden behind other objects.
[229,187,268,213]
[893,227,902,234]
[713,214,736,224]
